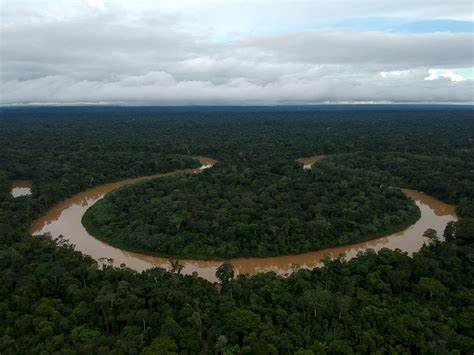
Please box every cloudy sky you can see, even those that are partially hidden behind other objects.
[0,0,473,104]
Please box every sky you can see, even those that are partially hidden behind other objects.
[0,0,473,105]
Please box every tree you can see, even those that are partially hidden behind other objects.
[423,228,438,242]
[455,218,474,244]
[443,221,457,242]
[169,258,184,275]
[215,335,228,353]
[216,262,235,286]
[417,277,448,299]
[142,336,178,355]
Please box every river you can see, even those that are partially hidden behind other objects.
[11,180,33,198]
[30,157,457,283]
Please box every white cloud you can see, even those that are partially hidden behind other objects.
[87,0,105,10]
[425,69,465,82]
[380,70,412,78]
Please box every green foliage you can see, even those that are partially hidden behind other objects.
[216,262,236,285]
[0,106,473,353]
[0,224,472,353]
[329,152,474,216]
[423,228,439,242]
[84,159,420,258]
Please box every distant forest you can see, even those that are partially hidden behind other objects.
[0,106,473,353]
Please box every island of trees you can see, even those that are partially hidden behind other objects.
[83,157,420,258]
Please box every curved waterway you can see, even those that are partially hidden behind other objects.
[30,158,457,283]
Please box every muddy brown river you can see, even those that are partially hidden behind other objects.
[296,155,325,169]
[30,157,457,283]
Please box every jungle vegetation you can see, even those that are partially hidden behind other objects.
[0,106,473,353]
[83,159,420,258]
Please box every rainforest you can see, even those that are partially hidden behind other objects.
[1,106,473,353]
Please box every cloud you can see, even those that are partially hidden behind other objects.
[238,30,473,68]
[425,69,465,82]
[2,69,471,104]
[87,0,105,10]
[0,0,472,104]
[380,70,412,79]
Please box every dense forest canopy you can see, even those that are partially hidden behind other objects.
[0,106,473,353]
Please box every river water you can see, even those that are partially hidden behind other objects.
[30,158,457,283]
[296,155,325,170]
[11,180,33,198]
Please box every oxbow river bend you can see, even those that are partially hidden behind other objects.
[30,156,457,283]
